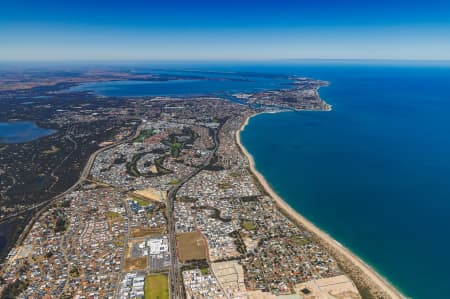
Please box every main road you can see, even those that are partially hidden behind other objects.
[0,125,142,258]
[166,127,220,299]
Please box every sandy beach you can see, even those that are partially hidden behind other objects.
[236,112,406,299]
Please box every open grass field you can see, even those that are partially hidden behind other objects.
[291,235,311,246]
[241,220,256,230]
[123,256,148,272]
[145,274,169,299]
[133,129,155,143]
[200,266,210,275]
[106,211,124,226]
[128,194,153,206]
[176,231,208,262]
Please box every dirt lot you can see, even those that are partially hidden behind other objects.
[176,231,208,262]
[130,227,166,238]
[123,256,148,272]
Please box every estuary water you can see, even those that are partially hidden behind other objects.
[68,73,291,97]
[0,121,55,143]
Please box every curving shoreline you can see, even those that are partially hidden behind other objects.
[236,112,406,299]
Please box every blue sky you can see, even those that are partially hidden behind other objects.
[1,0,450,61]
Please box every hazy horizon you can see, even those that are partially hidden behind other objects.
[2,58,450,69]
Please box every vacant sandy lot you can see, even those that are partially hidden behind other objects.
[295,275,361,299]
[130,227,166,238]
[176,231,208,262]
[123,256,148,272]
[133,188,166,202]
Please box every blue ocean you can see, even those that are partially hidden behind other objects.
[239,61,450,299]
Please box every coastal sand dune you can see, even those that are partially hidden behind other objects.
[236,113,406,299]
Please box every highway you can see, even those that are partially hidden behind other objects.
[2,121,218,299]
[0,125,142,262]
[166,127,219,299]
